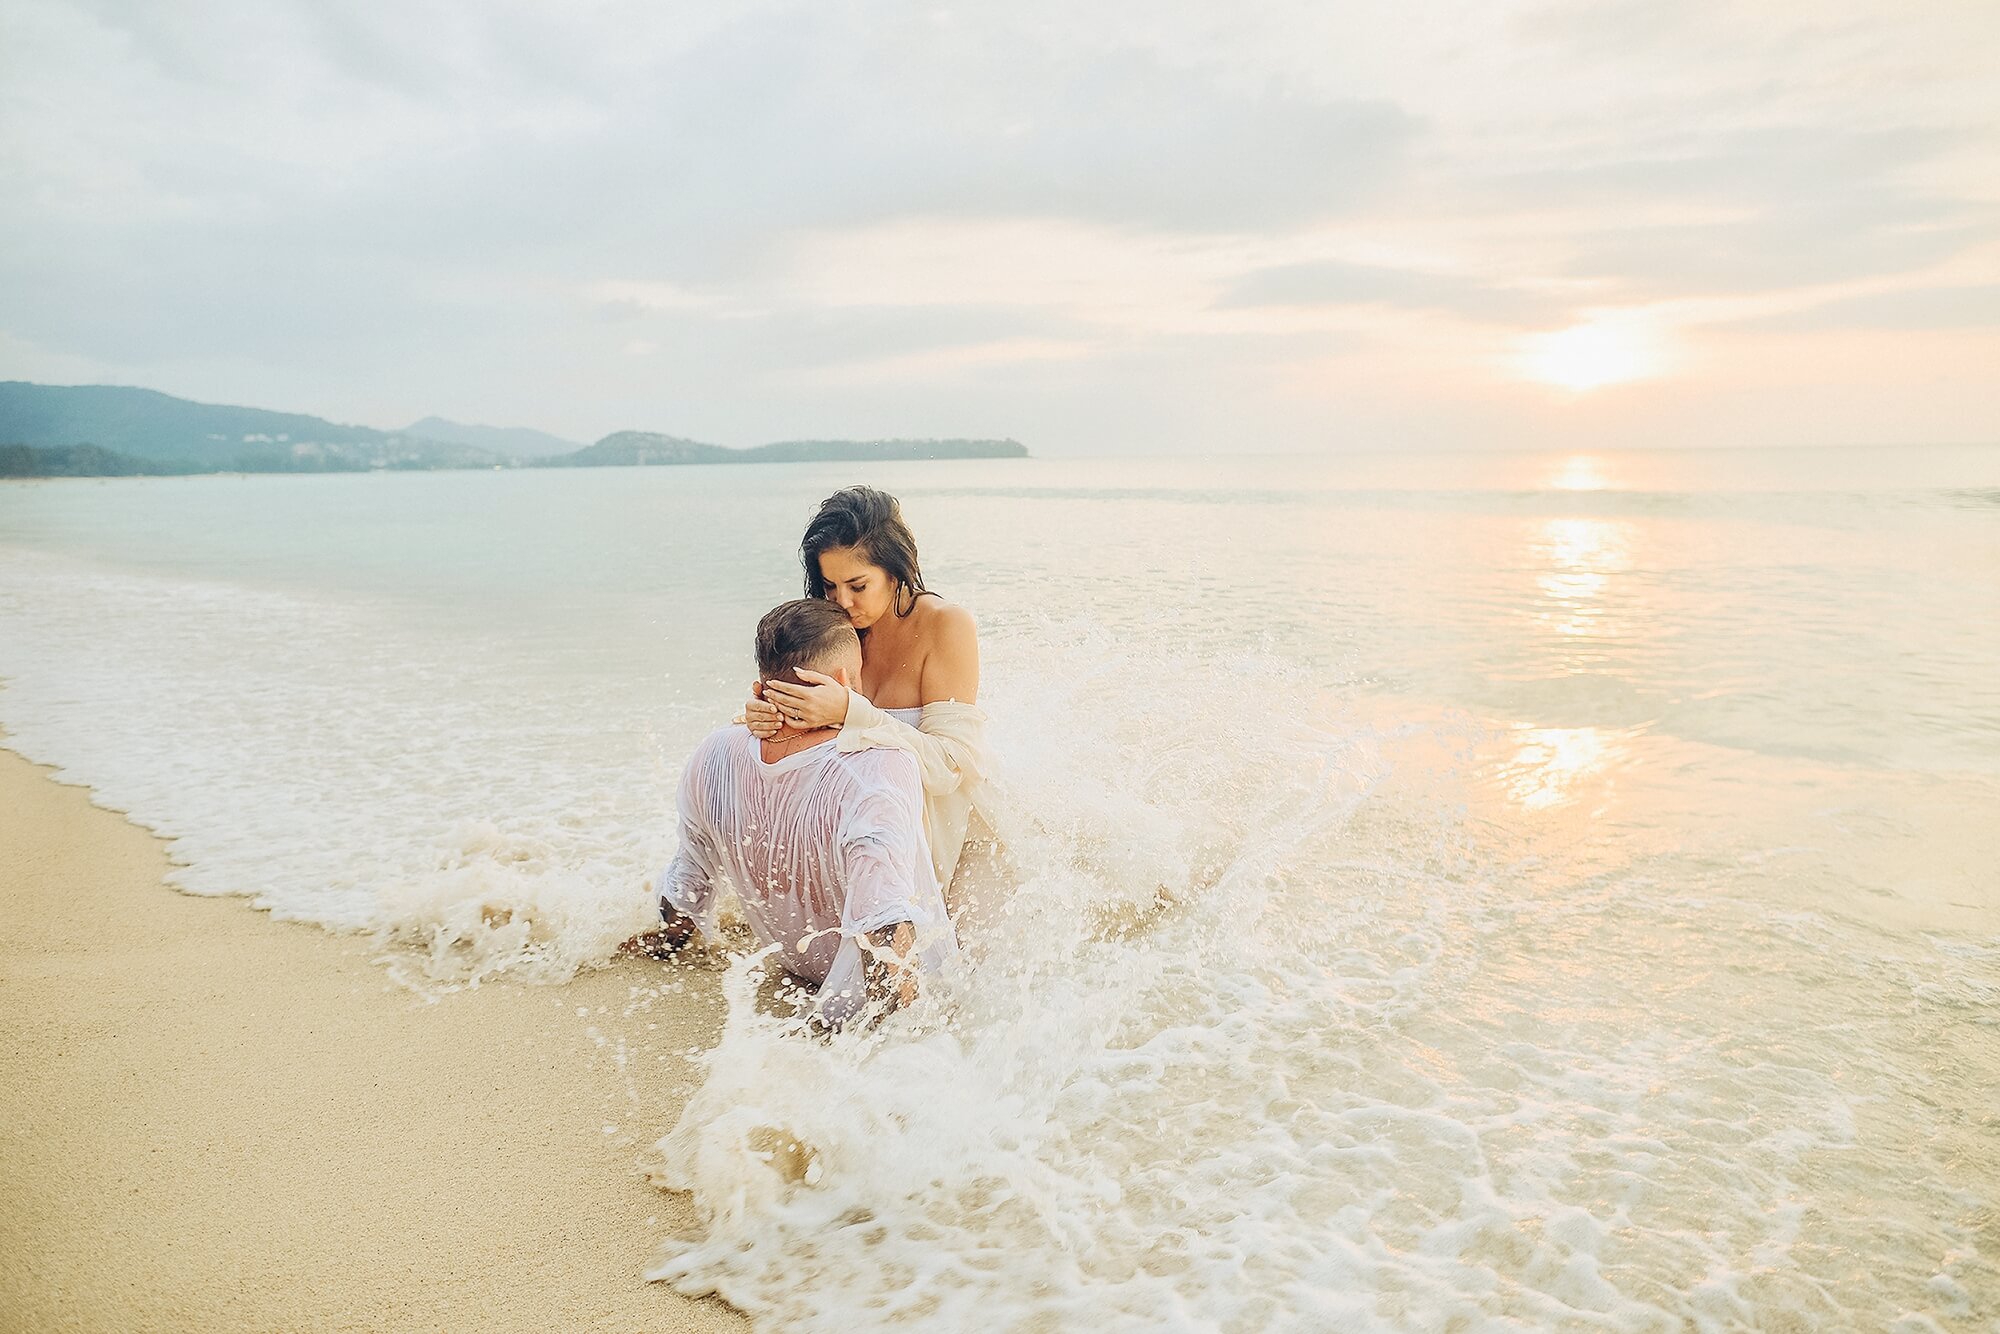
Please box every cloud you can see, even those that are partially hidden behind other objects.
[1213,259,1560,323]
[601,8,1419,236]
[0,0,1422,372]
[783,337,1098,388]
[1561,215,1988,294]
[676,302,1100,380]
[1498,126,1964,210]
[1484,126,1999,294]
[2,0,1997,452]
[1727,284,2000,333]
[23,0,1419,236]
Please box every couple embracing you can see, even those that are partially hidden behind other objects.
[641,487,994,1025]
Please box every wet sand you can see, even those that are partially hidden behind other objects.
[0,746,744,1333]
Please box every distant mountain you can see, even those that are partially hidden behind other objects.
[545,431,734,467]
[0,443,184,477]
[537,432,1029,467]
[0,382,1029,477]
[402,416,580,459]
[0,382,504,471]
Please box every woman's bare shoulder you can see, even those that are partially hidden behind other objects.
[914,596,978,644]
[912,597,979,702]
[924,597,976,628]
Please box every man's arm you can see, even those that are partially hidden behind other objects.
[817,753,947,1023]
[657,832,716,926]
[629,754,722,956]
[807,920,917,1030]
[863,921,918,1009]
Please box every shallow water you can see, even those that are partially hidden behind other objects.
[2,447,1996,1329]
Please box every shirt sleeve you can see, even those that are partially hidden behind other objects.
[814,753,958,1026]
[656,757,721,934]
[836,755,936,933]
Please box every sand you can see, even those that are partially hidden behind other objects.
[0,746,747,1333]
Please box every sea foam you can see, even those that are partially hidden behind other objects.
[3,456,1995,1328]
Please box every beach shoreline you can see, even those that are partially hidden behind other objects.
[0,745,744,1333]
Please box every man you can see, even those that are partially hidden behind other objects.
[645,598,956,1024]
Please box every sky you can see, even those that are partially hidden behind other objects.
[2,0,1997,455]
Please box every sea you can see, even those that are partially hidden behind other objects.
[2,446,1996,1331]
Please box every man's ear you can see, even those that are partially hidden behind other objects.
[831,665,852,687]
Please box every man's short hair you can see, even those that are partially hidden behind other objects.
[756,599,860,680]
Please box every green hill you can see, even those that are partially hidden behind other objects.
[0,443,183,477]
[542,431,735,466]
[0,383,502,471]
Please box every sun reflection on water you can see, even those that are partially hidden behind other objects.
[1502,724,1625,811]
[1531,516,1633,651]
[1550,454,1611,492]
[1496,504,1648,815]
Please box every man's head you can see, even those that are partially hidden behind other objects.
[756,598,863,687]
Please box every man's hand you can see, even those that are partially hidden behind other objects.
[619,907,698,959]
[863,921,918,1010]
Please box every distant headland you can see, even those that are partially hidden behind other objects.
[0,383,1027,477]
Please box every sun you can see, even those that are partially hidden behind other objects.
[1517,319,1667,392]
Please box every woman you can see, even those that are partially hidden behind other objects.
[745,487,993,899]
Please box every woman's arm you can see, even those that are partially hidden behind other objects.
[920,604,979,705]
[762,603,979,726]
[761,671,850,730]
[839,695,989,796]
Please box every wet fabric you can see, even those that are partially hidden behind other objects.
[838,697,995,891]
[657,726,956,1022]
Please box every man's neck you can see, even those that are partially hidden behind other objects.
[760,725,839,762]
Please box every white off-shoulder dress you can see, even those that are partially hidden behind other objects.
[837,698,995,892]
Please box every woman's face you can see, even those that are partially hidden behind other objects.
[818,546,895,631]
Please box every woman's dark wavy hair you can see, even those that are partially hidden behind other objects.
[801,486,932,617]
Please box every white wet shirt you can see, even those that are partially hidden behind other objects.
[656,726,956,1021]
